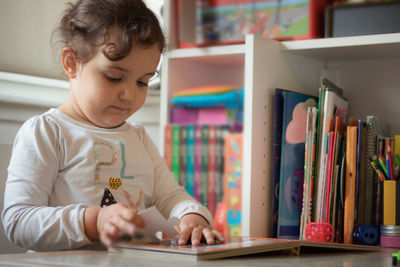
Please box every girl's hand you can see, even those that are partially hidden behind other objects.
[96,203,144,246]
[177,213,224,246]
[91,190,144,247]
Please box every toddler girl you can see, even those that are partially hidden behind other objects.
[2,0,223,251]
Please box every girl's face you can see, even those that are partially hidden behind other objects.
[61,38,161,128]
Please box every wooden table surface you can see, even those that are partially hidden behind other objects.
[0,247,398,267]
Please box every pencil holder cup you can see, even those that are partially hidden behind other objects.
[381,180,400,248]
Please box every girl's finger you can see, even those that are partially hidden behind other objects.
[202,228,215,245]
[190,226,203,246]
[212,230,225,243]
[178,226,192,245]
[134,190,143,209]
[122,189,143,209]
[101,222,118,247]
[132,214,145,228]
[122,189,134,208]
[110,215,136,235]
[104,221,118,236]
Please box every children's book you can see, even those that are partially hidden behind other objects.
[214,125,231,206]
[208,125,216,215]
[198,108,229,125]
[172,85,239,97]
[277,91,318,239]
[186,125,195,197]
[313,78,344,220]
[201,125,209,207]
[299,105,318,240]
[164,125,172,171]
[328,117,345,239]
[171,125,181,183]
[224,133,243,239]
[179,126,187,188]
[271,88,289,238]
[315,87,348,223]
[194,125,202,202]
[110,237,380,261]
[171,107,198,124]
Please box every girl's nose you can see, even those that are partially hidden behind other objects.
[120,86,135,101]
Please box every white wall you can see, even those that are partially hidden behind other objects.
[0,0,165,80]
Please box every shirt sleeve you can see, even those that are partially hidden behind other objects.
[132,124,214,227]
[1,116,92,251]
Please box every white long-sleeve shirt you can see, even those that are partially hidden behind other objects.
[2,108,212,251]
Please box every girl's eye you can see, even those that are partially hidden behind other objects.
[137,81,148,87]
[106,75,122,83]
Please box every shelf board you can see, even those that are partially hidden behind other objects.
[166,44,246,66]
[280,33,400,61]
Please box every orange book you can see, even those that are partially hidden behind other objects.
[344,126,357,244]
[223,133,243,239]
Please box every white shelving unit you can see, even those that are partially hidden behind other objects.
[161,0,400,237]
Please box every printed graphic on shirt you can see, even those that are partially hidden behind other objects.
[94,140,118,183]
[101,188,117,207]
[109,177,122,190]
[93,139,134,184]
[100,187,143,208]
[119,141,134,179]
[95,139,137,208]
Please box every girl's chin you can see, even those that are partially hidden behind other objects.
[90,117,126,129]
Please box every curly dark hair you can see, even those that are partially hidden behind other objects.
[52,0,165,63]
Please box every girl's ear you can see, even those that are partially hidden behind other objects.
[61,47,78,79]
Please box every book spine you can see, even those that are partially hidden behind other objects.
[300,106,315,240]
[208,125,216,215]
[164,124,172,171]
[186,125,195,197]
[325,131,335,223]
[271,88,285,238]
[194,125,202,202]
[214,126,223,206]
[171,125,181,183]
[218,126,231,204]
[344,126,357,244]
[201,125,209,207]
[180,126,187,188]
[313,87,324,222]
[224,133,243,238]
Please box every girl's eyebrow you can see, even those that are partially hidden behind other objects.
[107,65,155,76]
[107,65,156,78]
[108,65,129,72]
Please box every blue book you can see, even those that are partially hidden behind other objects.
[277,91,318,239]
[186,125,195,197]
[270,88,289,238]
